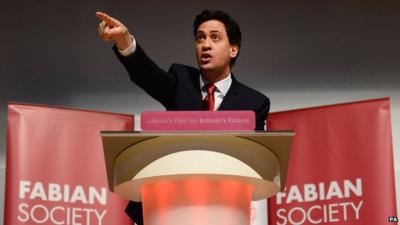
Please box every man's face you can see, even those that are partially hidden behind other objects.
[195,20,239,78]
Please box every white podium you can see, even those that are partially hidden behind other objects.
[101,131,293,225]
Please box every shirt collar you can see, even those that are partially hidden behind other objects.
[200,73,232,97]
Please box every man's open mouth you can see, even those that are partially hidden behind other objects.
[201,53,212,63]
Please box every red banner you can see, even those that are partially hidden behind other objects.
[4,103,134,225]
[267,98,397,224]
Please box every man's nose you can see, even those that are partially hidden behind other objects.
[202,38,212,50]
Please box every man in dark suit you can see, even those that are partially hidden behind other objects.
[97,9,270,224]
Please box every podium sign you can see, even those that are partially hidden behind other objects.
[141,111,256,131]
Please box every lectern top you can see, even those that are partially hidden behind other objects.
[101,131,294,200]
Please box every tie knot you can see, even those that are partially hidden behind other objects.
[205,83,216,95]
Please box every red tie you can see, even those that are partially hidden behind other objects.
[202,83,216,111]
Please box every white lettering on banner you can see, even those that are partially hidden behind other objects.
[276,178,362,204]
[145,116,250,126]
[275,201,363,225]
[199,118,227,124]
[227,118,249,124]
[17,203,107,225]
[19,180,107,205]
[18,180,108,225]
[274,178,364,225]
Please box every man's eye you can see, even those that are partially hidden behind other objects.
[211,34,221,41]
[196,35,205,41]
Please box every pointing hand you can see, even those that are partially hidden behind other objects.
[96,11,133,50]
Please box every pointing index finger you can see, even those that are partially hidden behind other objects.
[96,11,119,25]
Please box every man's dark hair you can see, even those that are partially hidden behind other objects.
[193,9,242,66]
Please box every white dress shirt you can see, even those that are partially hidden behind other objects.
[199,74,232,111]
[118,35,137,56]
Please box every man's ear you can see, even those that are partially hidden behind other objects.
[230,44,239,58]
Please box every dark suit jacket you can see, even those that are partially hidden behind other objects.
[113,43,270,225]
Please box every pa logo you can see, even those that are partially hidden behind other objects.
[388,216,398,222]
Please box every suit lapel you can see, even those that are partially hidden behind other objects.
[191,72,204,110]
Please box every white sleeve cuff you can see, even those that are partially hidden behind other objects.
[118,35,136,57]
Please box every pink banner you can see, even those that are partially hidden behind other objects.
[267,98,397,225]
[4,103,134,225]
[141,111,255,131]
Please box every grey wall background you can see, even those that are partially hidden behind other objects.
[1,1,399,223]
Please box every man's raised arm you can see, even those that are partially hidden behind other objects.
[95,11,177,110]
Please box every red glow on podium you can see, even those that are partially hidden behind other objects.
[141,178,253,225]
